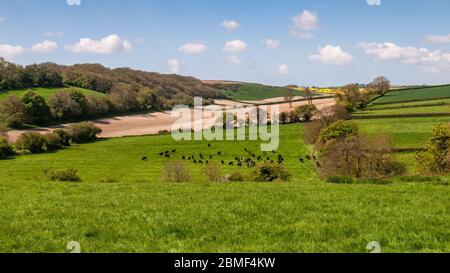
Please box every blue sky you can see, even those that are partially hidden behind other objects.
[1,0,450,86]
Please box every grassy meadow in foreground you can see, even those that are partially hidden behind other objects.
[0,124,448,253]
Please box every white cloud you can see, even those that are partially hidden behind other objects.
[291,10,319,39]
[0,17,6,23]
[263,39,280,49]
[178,42,207,54]
[66,34,132,54]
[0,44,24,60]
[31,41,58,53]
[221,20,240,31]
[310,45,353,66]
[227,55,242,64]
[44,31,64,37]
[358,42,450,73]
[278,64,289,75]
[424,34,450,44]
[223,40,247,52]
[167,59,181,74]
[367,0,382,6]
[67,0,81,6]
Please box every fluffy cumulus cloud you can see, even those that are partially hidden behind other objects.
[220,20,240,31]
[424,34,450,44]
[31,40,58,53]
[178,42,207,54]
[263,39,280,49]
[67,0,81,6]
[167,59,181,74]
[291,10,319,39]
[223,40,247,52]
[278,64,289,75]
[358,42,450,73]
[66,34,132,54]
[310,45,354,66]
[0,44,24,60]
[227,55,242,64]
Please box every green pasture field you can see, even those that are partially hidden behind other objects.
[356,116,450,149]
[221,83,307,101]
[0,124,448,253]
[368,99,450,110]
[372,85,450,105]
[354,105,450,116]
[0,86,106,101]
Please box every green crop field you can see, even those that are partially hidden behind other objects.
[0,124,448,253]
[372,85,450,105]
[221,83,308,101]
[367,99,450,110]
[354,105,450,117]
[0,86,106,101]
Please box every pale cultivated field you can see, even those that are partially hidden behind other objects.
[7,97,336,142]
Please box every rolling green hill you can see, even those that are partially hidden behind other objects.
[371,85,450,105]
[220,83,308,101]
[0,86,106,101]
[0,124,448,252]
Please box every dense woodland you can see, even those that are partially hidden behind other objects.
[0,58,222,128]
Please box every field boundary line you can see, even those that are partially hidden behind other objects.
[352,112,450,119]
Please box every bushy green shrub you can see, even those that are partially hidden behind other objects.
[16,132,47,153]
[0,95,28,128]
[319,120,359,143]
[43,133,62,151]
[67,122,102,143]
[295,104,318,122]
[252,163,291,182]
[53,129,71,146]
[44,167,81,182]
[21,91,51,124]
[0,136,14,158]
[229,171,245,182]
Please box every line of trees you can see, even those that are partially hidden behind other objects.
[0,88,164,128]
[0,59,63,90]
[337,76,391,111]
[0,122,102,159]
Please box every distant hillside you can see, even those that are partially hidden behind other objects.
[204,81,308,101]
[0,59,223,108]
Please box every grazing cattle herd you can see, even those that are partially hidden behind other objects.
[143,143,314,169]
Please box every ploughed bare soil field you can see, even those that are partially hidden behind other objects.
[7,97,336,142]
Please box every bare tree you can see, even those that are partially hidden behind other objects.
[284,89,295,109]
[304,87,313,105]
[370,76,391,95]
